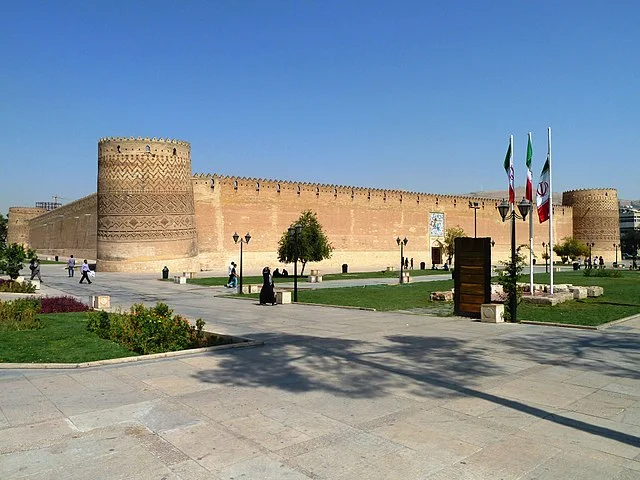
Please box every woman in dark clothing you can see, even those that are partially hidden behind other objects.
[260,266,276,305]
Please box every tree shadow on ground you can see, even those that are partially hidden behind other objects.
[192,328,640,448]
[493,328,640,380]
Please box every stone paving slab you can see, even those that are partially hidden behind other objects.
[1,264,640,478]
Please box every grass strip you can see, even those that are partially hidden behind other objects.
[0,312,136,363]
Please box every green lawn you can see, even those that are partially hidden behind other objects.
[241,270,640,326]
[0,312,136,363]
[188,268,448,287]
[245,279,455,312]
[518,270,640,326]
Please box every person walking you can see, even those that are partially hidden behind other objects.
[226,263,237,288]
[79,259,92,284]
[29,258,42,282]
[259,266,276,305]
[67,255,76,277]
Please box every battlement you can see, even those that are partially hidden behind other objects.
[563,187,617,194]
[191,173,519,206]
[98,136,190,147]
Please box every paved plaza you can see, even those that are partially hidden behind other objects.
[1,264,639,479]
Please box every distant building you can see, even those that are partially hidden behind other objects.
[619,206,640,236]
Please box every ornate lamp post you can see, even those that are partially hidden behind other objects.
[542,242,549,273]
[396,236,408,283]
[497,197,531,322]
[468,201,480,238]
[613,243,620,265]
[288,224,302,302]
[586,242,595,268]
[232,232,251,293]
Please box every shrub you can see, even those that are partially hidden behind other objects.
[0,279,36,293]
[40,296,91,313]
[0,298,41,331]
[87,303,206,355]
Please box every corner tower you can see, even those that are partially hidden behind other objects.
[97,137,198,272]
[562,188,620,261]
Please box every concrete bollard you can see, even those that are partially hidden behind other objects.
[91,295,111,310]
[481,304,504,323]
[276,291,292,304]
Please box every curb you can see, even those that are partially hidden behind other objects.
[520,320,598,330]
[0,337,263,370]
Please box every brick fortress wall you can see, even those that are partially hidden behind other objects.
[7,135,577,274]
[192,174,574,276]
[20,194,97,262]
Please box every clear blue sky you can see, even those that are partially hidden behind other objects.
[1,1,639,215]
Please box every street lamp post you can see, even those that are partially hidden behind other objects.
[288,224,302,302]
[613,243,620,265]
[497,197,532,323]
[468,201,480,238]
[396,236,408,283]
[232,232,251,293]
[586,242,595,268]
[542,242,548,274]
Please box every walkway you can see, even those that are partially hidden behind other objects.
[1,264,639,479]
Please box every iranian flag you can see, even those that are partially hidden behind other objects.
[536,156,550,223]
[503,137,514,204]
[525,133,533,201]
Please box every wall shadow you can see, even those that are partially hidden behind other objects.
[192,329,640,448]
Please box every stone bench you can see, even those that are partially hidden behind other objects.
[522,292,574,305]
[386,266,395,272]
[308,275,323,283]
[399,272,411,284]
[587,286,604,297]
[430,290,453,301]
[182,271,197,279]
[174,276,187,285]
[569,286,588,299]
[241,284,261,294]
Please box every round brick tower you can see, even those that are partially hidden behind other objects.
[7,207,46,247]
[562,188,620,262]
[97,137,198,272]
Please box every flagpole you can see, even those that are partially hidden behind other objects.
[510,134,514,206]
[528,132,534,295]
[548,127,554,294]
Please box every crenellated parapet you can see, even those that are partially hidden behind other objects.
[191,173,519,210]
[98,136,190,147]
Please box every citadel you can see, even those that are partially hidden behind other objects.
[6,137,621,274]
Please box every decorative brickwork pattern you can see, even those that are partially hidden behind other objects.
[563,188,620,258]
[97,138,198,268]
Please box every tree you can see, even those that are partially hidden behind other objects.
[0,212,7,247]
[496,245,527,322]
[0,243,34,279]
[553,237,589,264]
[277,210,333,276]
[443,226,466,265]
